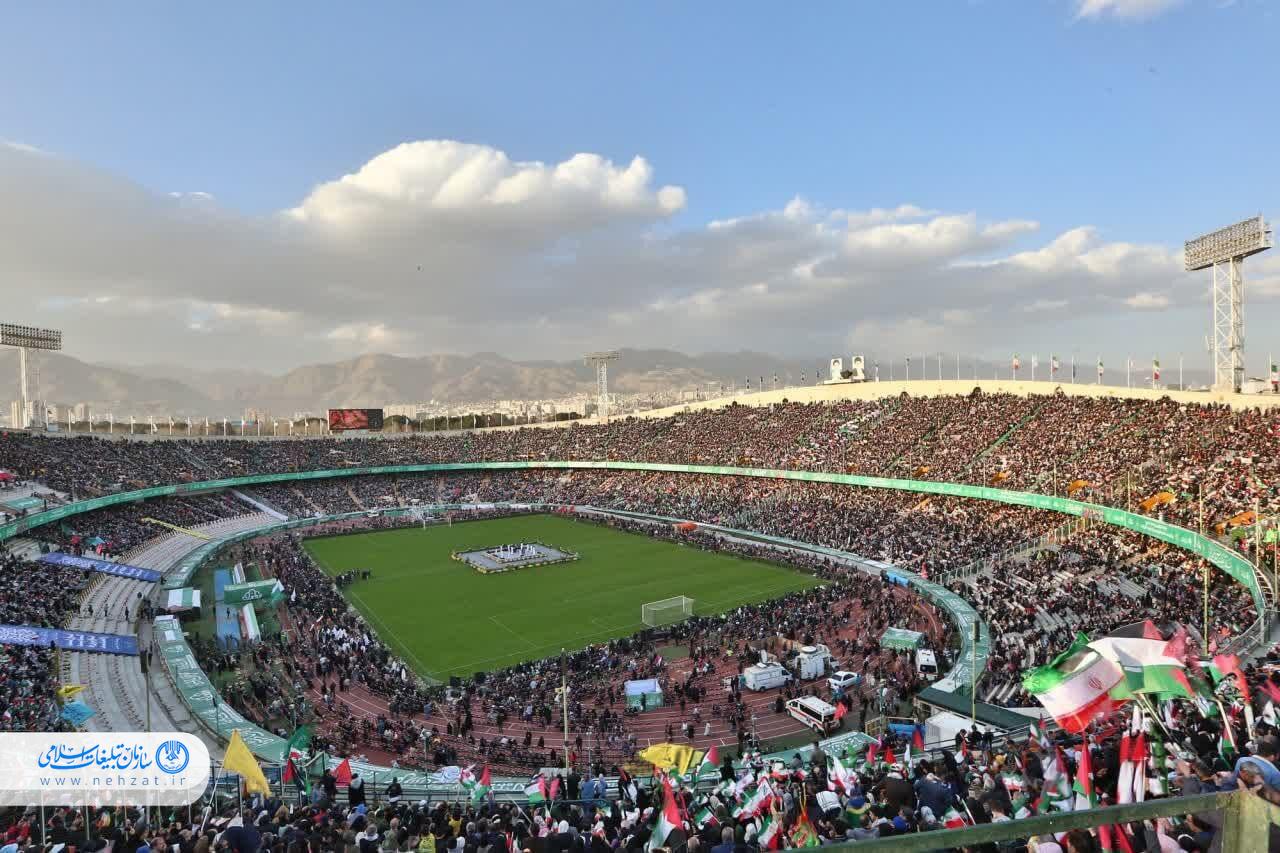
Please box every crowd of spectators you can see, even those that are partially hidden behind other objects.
[4,392,1278,530]
[0,550,84,732]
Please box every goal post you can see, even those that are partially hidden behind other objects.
[641,596,695,628]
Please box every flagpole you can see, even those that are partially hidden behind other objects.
[970,622,978,727]
[1201,485,1210,656]
[561,649,570,775]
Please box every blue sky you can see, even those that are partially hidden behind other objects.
[1,1,1278,371]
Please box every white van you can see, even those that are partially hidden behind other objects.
[916,649,938,680]
[786,696,838,734]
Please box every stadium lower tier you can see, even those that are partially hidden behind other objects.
[5,465,1260,778]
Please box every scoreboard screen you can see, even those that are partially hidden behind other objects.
[326,408,384,431]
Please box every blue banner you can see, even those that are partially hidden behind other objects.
[39,552,162,583]
[0,624,139,656]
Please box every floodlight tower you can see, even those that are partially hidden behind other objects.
[584,351,620,423]
[0,324,63,429]
[1184,216,1272,393]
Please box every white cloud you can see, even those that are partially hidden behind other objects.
[1076,0,1181,19]
[287,141,684,233]
[0,138,1238,369]
[1124,291,1171,309]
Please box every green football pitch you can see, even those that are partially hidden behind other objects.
[301,514,820,682]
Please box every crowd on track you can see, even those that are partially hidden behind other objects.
[4,391,1280,849]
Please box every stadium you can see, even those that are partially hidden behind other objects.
[3,373,1280,850]
[5,3,1280,849]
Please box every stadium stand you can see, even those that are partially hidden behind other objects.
[3,390,1280,850]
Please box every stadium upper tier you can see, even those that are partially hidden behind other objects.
[4,389,1278,534]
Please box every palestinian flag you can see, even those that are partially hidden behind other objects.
[865,737,880,765]
[1090,636,1192,699]
[525,774,548,804]
[647,774,682,853]
[942,806,968,829]
[1073,742,1098,811]
[1219,733,1236,766]
[548,776,561,801]
[1029,720,1049,750]
[912,725,925,751]
[692,746,719,781]
[1208,653,1251,701]
[333,758,353,787]
[788,813,820,848]
[1042,747,1073,811]
[882,742,897,767]
[1022,634,1124,733]
[467,765,491,804]
[756,814,783,850]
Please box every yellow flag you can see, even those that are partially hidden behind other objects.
[222,729,270,794]
[637,743,700,775]
[56,684,86,699]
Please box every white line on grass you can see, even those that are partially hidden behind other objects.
[489,615,539,652]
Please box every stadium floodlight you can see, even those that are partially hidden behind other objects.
[1184,216,1272,393]
[0,323,62,429]
[584,351,620,423]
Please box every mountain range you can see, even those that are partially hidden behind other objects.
[0,348,828,418]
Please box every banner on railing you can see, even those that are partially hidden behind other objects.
[39,552,162,583]
[0,624,138,655]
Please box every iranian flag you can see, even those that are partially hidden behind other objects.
[1051,355,1060,375]
[734,780,774,819]
[1089,636,1192,699]
[1022,633,1124,733]
[693,804,718,830]
[756,814,783,850]
[525,774,548,805]
[828,754,854,793]
[1073,742,1098,811]
[942,806,968,829]
[1272,360,1279,388]
[647,774,682,853]
[1153,359,1160,382]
